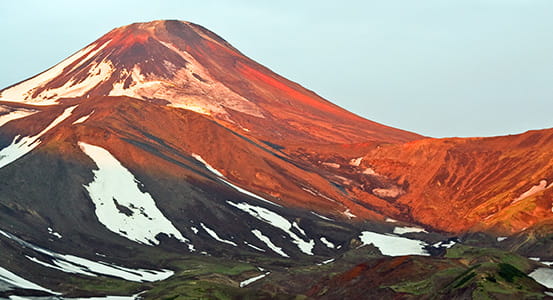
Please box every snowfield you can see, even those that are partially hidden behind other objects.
[359,231,429,256]
[79,142,190,247]
[529,268,553,289]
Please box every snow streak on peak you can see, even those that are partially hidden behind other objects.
[0,106,37,128]
[0,105,76,169]
[0,25,265,120]
[0,43,106,105]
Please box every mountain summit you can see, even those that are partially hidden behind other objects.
[0,20,421,144]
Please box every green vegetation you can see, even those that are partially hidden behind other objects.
[36,243,551,299]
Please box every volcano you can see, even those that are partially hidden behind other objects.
[0,20,552,299]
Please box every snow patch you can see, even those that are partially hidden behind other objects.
[320,237,335,249]
[0,228,174,283]
[73,110,94,125]
[385,218,398,223]
[227,201,314,255]
[79,142,190,247]
[321,162,340,169]
[514,180,551,203]
[200,223,237,246]
[192,154,281,207]
[0,105,77,169]
[240,272,270,288]
[0,44,98,104]
[311,211,334,221]
[349,157,363,166]
[292,221,307,237]
[372,186,404,198]
[530,268,553,289]
[191,153,224,177]
[432,239,457,249]
[0,108,37,127]
[359,231,429,256]
[393,226,428,235]
[47,227,62,239]
[316,258,335,266]
[362,168,377,175]
[251,229,288,257]
[343,209,356,219]
[497,237,507,242]
[107,49,265,119]
[244,241,266,252]
[38,60,114,100]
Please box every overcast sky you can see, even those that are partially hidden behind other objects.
[1,0,551,138]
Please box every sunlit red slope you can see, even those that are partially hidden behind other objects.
[349,130,553,234]
[0,20,421,145]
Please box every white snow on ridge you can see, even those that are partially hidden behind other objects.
[78,142,190,247]
[38,60,114,100]
[0,105,77,169]
[73,110,94,124]
[227,201,314,255]
[192,154,281,207]
[0,44,98,104]
[251,229,288,257]
[240,272,270,288]
[191,153,224,177]
[244,241,266,252]
[359,231,429,256]
[0,109,37,127]
[0,228,174,283]
[0,266,58,294]
[311,211,334,221]
[200,223,237,246]
[393,226,428,235]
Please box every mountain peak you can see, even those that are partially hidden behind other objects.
[0,20,421,144]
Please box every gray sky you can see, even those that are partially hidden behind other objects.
[1,0,551,138]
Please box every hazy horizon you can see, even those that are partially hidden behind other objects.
[1,0,551,138]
